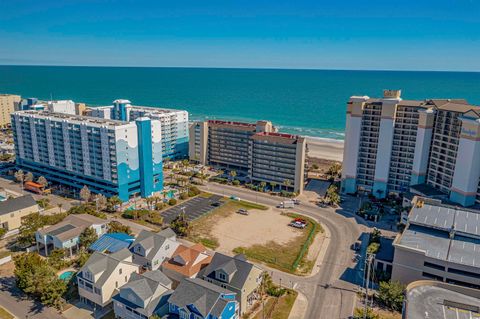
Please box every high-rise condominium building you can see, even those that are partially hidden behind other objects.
[87,100,189,160]
[341,90,480,206]
[11,111,163,201]
[189,120,307,193]
[0,94,21,127]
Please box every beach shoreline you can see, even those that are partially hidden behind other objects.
[306,137,344,162]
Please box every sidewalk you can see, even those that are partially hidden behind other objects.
[288,292,308,319]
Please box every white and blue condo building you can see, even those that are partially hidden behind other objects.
[11,110,163,201]
[341,90,480,207]
[88,99,189,160]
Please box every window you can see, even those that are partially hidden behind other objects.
[165,244,170,250]
[119,268,122,275]
[115,281,118,288]
[448,267,480,278]
[218,272,227,281]
[125,276,127,282]
[422,272,443,281]
[424,262,445,271]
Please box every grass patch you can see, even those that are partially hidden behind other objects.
[187,198,266,250]
[234,213,323,274]
[0,251,11,259]
[0,307,14,319]
[253,291,298,319]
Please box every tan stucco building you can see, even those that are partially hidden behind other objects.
[0,94,21,127]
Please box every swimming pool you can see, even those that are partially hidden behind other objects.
[0,195,6,202]
[58,270,75,281]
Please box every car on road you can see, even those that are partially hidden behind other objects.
[230,195,241,201]
[289,221,307,229]
[293,199,301,205]
[351,241,361,251]
[237,209,249,215]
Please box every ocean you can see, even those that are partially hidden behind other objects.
[1,65,479,140]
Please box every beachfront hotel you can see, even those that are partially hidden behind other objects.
[189,119,307,193]
[11,110,163,201]
[87,99,189,160]
[341,90,480,206]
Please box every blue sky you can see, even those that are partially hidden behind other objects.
[0,0,479,71]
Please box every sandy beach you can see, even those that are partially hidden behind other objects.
[306,137,344,162]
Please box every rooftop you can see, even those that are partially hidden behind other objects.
[405,281,480,319]
[0,194,37,216]
[13,110,129,127]
[37,214,107,242]
[89,233,135,254]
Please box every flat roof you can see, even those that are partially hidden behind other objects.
[406,283,480,319]
[399,225,451,260]
[13,110,129,127]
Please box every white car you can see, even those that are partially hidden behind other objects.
[289,221,306,229]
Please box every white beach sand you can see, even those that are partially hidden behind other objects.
[306,137,344,162]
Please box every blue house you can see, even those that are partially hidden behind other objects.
[168,278,238,319]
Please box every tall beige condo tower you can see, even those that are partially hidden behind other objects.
[0,94,21,127]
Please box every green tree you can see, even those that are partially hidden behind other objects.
[24,172,34,182]
[79,185,91,203]
[168,198,177,206]
[0,228,6,238]
[106,195,122,212]
[36,198,50,209]
[269,182,276,192]
[75,249,91,267]
[283,179,291,191]
[353,308,379,319]
[259,181,267,192]
[370,228,382,244]
[79,227,98,248]
[326,162,342,180]
[18,213,46,246]
[377,281,405,311]
[229,170,237,182]
[170,213,189,237]
[14,169,24,184]
[94,194,107,211]
[48,249,66,270]
[326,185,340,206]
[108,221,132,235]
[37,176,48,187]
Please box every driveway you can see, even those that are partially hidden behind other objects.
[161,195,223,224]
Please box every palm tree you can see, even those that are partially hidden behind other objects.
[229,170,237,182]
[260,181,267,192]
[14,169,24,184]
[80,185,91,203]
[24,172,34,182]
[182,159,190,173]
[37,176,48,187]
[270,181,276,192]
[217,170,224,177]
[58,203,63,214]
[283,179,291,192]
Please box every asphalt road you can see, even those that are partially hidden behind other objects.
[200,182,371,319]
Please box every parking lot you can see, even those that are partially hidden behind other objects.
[161,194,224,224]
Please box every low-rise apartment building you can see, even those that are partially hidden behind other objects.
[200,253,263,315]
[341,89,480,206]
[0,195,38,231]
[392,198,480,289]
[36,214,108,256]
[130,229,179,271]
[112,270,173,319]
[0,94,21,127]
[78,248,139,309]
[11,110,163,201]
[88,99,189,160]
[189,120,307,193]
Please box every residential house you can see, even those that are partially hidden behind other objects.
[36,214,108,256]
[200,253,263,315]
[130,228,179,270]
[161,243,212,286]
[168,278,239,319]
[113,270,173,319]
[0,194,38,232]
[77,248,139,309]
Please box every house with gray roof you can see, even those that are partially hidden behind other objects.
[392,197,480,289]
[112,270,173,319]
[168,277,238,319]
[130,229,179,271]
[36,213,107,256]
[199,253,263,315]
[77,248,139,309]
[0,194,38,232]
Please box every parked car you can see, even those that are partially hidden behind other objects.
[289,221,307,229]
[211,202,222,207]
[351,241,361,251]
[237,209,249,215]
[293,218,307,225]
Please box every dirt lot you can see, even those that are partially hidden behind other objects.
[210,208,301,254]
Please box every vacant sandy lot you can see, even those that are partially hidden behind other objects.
[210,208,302,254]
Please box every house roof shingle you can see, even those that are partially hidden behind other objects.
[0,195,37,216]
[162,244,212,277]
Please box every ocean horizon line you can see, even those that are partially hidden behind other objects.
[1,64,479,74]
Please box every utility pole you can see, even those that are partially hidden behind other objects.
[363,253,373,319]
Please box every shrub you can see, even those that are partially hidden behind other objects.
[180,193,188,200]
[168,198,177,206]
[232,180,240,186]
[189,186,201,195]
[155,202,164,211]
[377,281,405,312]
[122,210,135,219]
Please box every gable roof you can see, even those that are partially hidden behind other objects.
[201,253,261,289]
[37,214,107,241]
[168,278,234,317]
[0,195,37,216]
[80,248,137,287]
[131,229,175,259]
[162,244,212,277]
